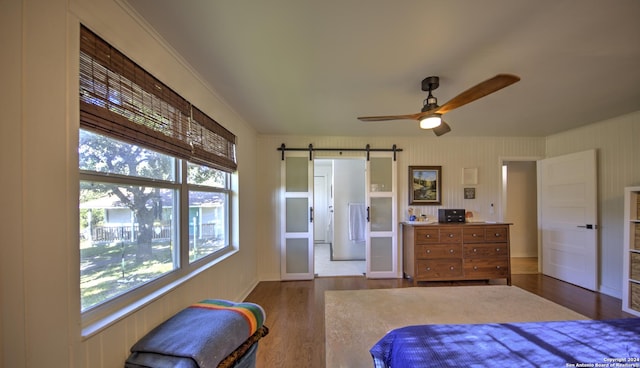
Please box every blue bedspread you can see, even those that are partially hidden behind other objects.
[370,318,640,368]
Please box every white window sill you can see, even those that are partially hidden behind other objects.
[81,248,238,339]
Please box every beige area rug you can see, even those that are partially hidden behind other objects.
[325,285,588,368]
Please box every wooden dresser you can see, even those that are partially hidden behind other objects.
[402,222,512,285]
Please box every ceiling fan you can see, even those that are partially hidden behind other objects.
[357,74,520,136]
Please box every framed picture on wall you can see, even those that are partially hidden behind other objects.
[409,166,442,205]
[462,167,478,185]
[464,187,476,199]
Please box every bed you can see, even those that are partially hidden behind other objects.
[370,318,640,368]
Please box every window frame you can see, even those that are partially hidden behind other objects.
[79,132,234,335]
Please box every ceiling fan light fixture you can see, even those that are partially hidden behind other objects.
[357,74,520,137]
[419,114,442,129]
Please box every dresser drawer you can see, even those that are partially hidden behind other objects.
[438,228,463,243]
[464,258,509,278]
[463,227,486,242]
[415,228,440,244]
[416,259,463,279]
[484,226,509,242]
[416,244,462,259]
[463,243,509,258]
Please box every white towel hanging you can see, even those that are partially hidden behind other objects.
[348,203,366,242]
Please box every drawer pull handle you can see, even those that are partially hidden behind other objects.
[448,234,454,238]
[494,233,501,237]
[473,248,477,253]
[426,249,431,254]
[426,267,431,271]
[425,234,431,238]
[496,266,501,269]
[472,233,478,237]
[496,248,501,252]
[473,266,478,270]
[450,266,454,270]
[449,249,454,253]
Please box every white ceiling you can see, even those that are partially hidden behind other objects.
[125,0,640,137]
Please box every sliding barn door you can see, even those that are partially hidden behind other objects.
[365,152,398,278]
[280,152,314,280]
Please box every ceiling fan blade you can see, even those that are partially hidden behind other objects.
[436,74,520,115]
[432,121,451,136]
[357,113,421,122]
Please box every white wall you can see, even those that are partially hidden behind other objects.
[332,159,366,260]
[313,160,333,242]
[1,1,260,367]
[256,135,547,281]
[1,0,26,365]
[256,113,640,297]
[545,111,640,297]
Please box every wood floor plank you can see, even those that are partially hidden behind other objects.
[244,274,634,368]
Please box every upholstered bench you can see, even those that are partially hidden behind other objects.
[125,299,268,368]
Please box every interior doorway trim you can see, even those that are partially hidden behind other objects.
[498,155,544,273]
[498,155,544,220]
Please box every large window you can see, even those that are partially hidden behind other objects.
[79,130,231,311]
[78,25,236,315]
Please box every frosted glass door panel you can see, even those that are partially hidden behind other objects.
[286,238,310,274]
[366,152,397,279]
[370,237,393,272]
[286,198,309,233]
[370,157,392,192]
[371,197,392,232]
[281,152,314,280]
[286,157,309,192]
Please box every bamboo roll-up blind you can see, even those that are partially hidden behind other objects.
[79,26,192,159]
[191,106,237,172]
[79,25,237,171]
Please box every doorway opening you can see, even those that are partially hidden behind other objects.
[314,158,366,277]
[502,159,540,275]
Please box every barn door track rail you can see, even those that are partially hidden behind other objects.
[277,143,402,161]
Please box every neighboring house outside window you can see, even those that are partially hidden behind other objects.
[78,25,236,319]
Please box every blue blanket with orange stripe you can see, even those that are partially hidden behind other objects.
[126,299,266,368]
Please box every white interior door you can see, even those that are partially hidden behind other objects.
[280,153,314,280]
[313,175,328,242]
[538,149,598,290]
[365,153,398,278]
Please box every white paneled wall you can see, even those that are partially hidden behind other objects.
[256,135,546,280]
[257,116,640,299]
[3,1,261,367]
[545,111,640,297]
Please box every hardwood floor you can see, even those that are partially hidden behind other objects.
[511,256,539,274]
[244,274,635,368]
